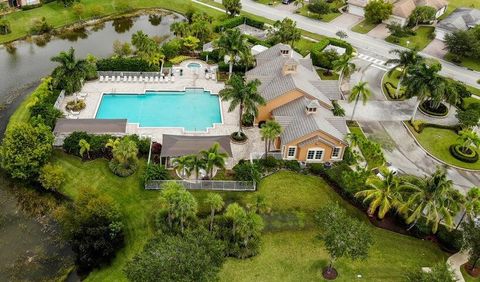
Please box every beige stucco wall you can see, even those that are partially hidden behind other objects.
[284,131,347,162]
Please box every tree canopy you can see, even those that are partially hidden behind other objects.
[365,0,393,24]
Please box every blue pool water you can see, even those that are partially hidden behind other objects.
[95,89,222,131]
[187,62,201,70]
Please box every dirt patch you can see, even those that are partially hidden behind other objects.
[463,263,480,278]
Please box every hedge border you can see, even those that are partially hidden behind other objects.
[310,38,353,68]
[419,101,449,117]
[449,144,479,163]
[214,16,265,33]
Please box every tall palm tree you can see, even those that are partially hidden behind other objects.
[455,187,480,229]
[386,49,424,98]
[457,129,480,154]
[51,47,88,94]
[260,120,283,159]
[346,132,363,148]
[188,154,206,180]
[78,139,90,159]
[399,168,456,233]
[225,203,246,236]
[348,81,371,121]
[219,74,266,138]
[355,172,401,219]
[215,28,249,78]
[173,155,192,178]
[403,62,448,122]
[205,193,225,231]
[200,143,228,178]
[332,54,356,87]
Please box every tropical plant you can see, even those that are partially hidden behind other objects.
[111,138,138,168]
[457,129,480,155]
[51,47,88,94]
[332,54,356,86]
[78,139,90,159]
[316,204,373,279]
[189,154,206,180]
[131,31,164,67]
[399,168,457,233]
[260,120,283,159]
[215,28,249,78]
[455,187,480,229]
[159,182,198,233]
[348,81,371,120]
[408,6,436,27]
[173,155,192,178]
[270,18,301,47]
[355,171,401,219]
[205,193,225,231]
[219,74,265,138]
[346,132,363,148]
[143,163,170,183]
[38,163,65,191]
[200,143,228,178]
[386,49,424,99]
[225,203,246,236]
[462,220,480,272]
[405,262,457,282]
[222,0,242,17]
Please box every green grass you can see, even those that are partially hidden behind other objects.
[445,53,480,72]
[409,126,480,170]
[351,20,377,34]
[386,26,435,50]
[294,37,316,56]
[441,0,480,18]
[382,69,405,100]
[316,68,339,80]
[53,152,447,281]
[297,6,341,23]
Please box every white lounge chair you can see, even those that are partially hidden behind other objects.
[171,76,175,83]
[165,76,169,82]
[66,114,79,119]
[160,77,164,83]
[205,73,210,80]
[133,76,137,82]
[79,92,87,98]
[99,76,104,82]
[154,76,159,82]
[128,76,132,82]
[69,110,80,115]
[123,76,127,82]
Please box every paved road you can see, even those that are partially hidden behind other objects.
[234,0,480,87]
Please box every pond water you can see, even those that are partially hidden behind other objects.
[0,12,181,281]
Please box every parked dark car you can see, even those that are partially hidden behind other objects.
[282,0,293,4]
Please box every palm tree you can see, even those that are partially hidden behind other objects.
[457,129,480,155]
[293,0,305,8]
[173,155,192,178]
[260,120,283,159]
[176,189,198,233]
[188,154,206,180]
[346,132,363,148]
[355,172,401,219]
[219,74,266,138]
[348,81,371,121]
[112,138,138,168]
[78,139,90,159]
[205,193,225,231]
[403,62,449,122]
[386,49,424,98]
[399,168,456,233]
[200,143,228,178]
[455,187,480,229]
[215,28,249,78]
[51,47,88,95]
[332,54,356,87]
[225,203,246,236]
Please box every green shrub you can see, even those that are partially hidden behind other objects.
[29,17,53,35]
[282,160,301,172]
[310,38,352,68]
[38,163,65,191]
[214,16,264,32]
[109,158,138,177]
[169,55,193,65]
[96,57,159,72]
[63,132,91,156]
[308,0,330,15]
[66,100,86,111]
[332,100,345,116]
[125,134,151,156]
[436,226,462,252]
[410,120,425,133]
[308,163,325,175]
[233,161,261,183]
[449,144,479,163]
[0,19,11,35]
[256,156,278,171]
[143,163,170,183]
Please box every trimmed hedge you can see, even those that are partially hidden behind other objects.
[409,120,460,134]
[419,101,448,117]
[310,38,353,68]
[96,57,159,72]
[383,81,403,100]
[214,16,265,32]
[449,144,479,163]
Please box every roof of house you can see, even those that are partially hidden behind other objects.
[53,119,127,134]
[437,8,480,32]
[160,134,232,157]
[246,43,340,107]
[272,98,348,146]
[393,0,447,18]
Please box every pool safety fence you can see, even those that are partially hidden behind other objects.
[145,180,256,191]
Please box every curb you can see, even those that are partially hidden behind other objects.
[401,121,480,172]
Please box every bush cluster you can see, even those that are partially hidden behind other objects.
[29,17,53,35]
[213,16,264,32]
[96,57,160,72]
[310,38,353,68]
[383,81,404,99]
[449,144,479,163]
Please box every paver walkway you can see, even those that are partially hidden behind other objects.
[447,251,469,282]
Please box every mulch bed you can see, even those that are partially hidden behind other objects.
[463,263,480,278]
[322,267,338,280]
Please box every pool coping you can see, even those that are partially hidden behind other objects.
[93,86,225,134]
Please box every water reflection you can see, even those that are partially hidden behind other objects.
[57,27,89,42]
[112,17,136,33]
[148,14,162,26]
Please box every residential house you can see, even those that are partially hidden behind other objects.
[5,0,40,7]
[348,0,447,26]
[435,8,480,41]
[246,43,348,163]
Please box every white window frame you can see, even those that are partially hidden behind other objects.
[331,147,342,159]
[306,148,324,163]
[286,146,297,159]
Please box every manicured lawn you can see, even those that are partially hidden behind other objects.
[53,152,447,281]
[386,26,435,50]
[297,6,341,23]
[351,20,377,34]
[409,126,480,170]
[445,53,480,72]
[316,69,339,80]
[442,0,480,18]
[294,37,316,56]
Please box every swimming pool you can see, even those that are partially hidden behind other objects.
[95,89,222,131]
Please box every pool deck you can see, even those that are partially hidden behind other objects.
[60,63,265,167]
